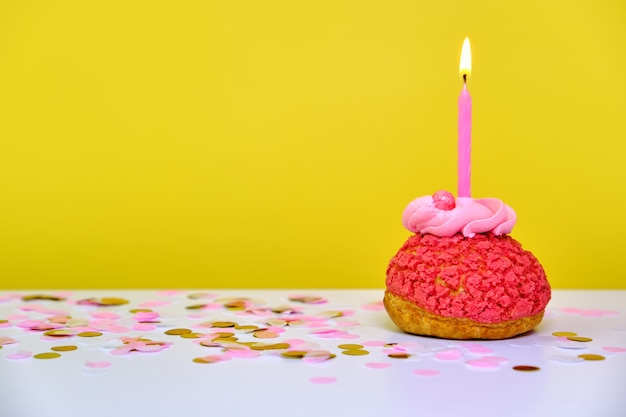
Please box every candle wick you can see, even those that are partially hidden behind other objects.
[463,73,467,84]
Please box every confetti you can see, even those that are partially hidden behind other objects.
[412,369,441,376]
[567,336,593,342]
[85,361,111,369]
[34,352,62,359]
[513,365,540,372]
[578,354,605,361]
[51,345,78,352]
[309,376,337,384]
[552,331,577,337]
[547,355,585,363]
[341,349,369,356]
[365,362,392,369]
[7,351,32,360]
[77,331,103,338]
[602,346,626,353]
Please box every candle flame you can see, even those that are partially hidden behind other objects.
[459,37,472,80]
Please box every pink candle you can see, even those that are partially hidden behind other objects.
[458,37,472,198]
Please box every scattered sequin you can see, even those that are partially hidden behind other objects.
[552,331,577,337]
[602,346,626,353]
[365,362,392,369]
[513,365,540,372]
[578,354,606,361]
[567,336,593,342]
[51,345,77,352]
[412,369,440,376]
[309,376,337,384]
[34,352,61,359]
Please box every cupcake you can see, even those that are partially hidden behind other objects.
[384,190,551,340]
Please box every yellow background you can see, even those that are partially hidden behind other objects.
[0,1,624,289]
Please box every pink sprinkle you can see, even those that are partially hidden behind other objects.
[132,323,157,331]
[20,304,45,312]
[602,346,626,353]
[365,362,392,369]
[0,294,22,303]
[581,309,618,317]
[103,325,131,334]
[413,369,441,377]
[85,361,112,369]
[309,376,337,384]
[203,303,222,310]
[466,359,500,369]
[7,350,32,360]
[7,314,29,321]
[362,340,387,347]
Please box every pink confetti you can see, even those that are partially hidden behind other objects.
[467,346,494,355]
[336,321,360,327]
[435,349,463,361]
[0,321,10,328]
[559,307,619,317]
[85,361,112,369]
[602,346,626,353]
[7,314,29,321]
[283,338,307,346]
[7,351,32,360]
[156,290,184,296]
[465,359,500,369]
[132,323,157,331]
[0,336,18,345]
[365,362,392,369]
[413,369,441,377]
[361,301,384,311]
[309,376,337,384]
[91,311,120,320]
[0,294,22,303]
[224,348,261,359]
[139,300,171,308]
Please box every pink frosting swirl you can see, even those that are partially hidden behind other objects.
[402,194,516,237]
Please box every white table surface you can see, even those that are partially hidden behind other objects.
[1,289,625,417]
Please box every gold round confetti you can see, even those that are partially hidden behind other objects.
[185,304,207,310]
[513,365,540,372]
[77,331,103,338]
[199,340,221,348]
[212,332,235,338]
[224,300,247,311]
[180,333,203,339]
[338,344,364,350]
[99,297,129,306]
[43,330,74,337]
[165,328,192,336]
[211,321,237,328]
[388,353,411,359]
[34,352,62,359]
[281,350,308,359]
[188,292,212,299]
[578,354,605,361]
[129,309,152,313]
[212,337,239,343]
[51,345,78,352]
[552,331,577,337]
[234,324,259,331]
[193,357,220,364]
[0,320,8,324]
[342,349,370,356]
[251,342,291,351]
[253,330,279,339]
[567,336,593,342]
[22,294,66,302]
